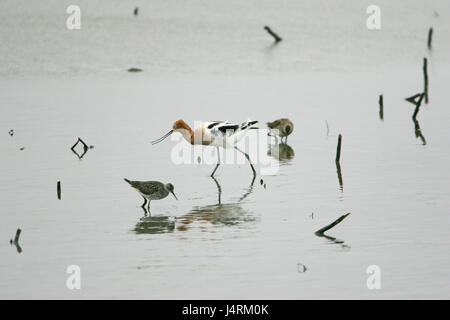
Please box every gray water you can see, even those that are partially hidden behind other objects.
[1,0,449,299]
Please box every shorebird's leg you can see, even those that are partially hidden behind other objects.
[210,147,221,177]
[234,146,256,177]
[211,176,222,204]
[141,197,148,208]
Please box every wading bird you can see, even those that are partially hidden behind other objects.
[151,119,259,177]
[267,118,294,143]
[124,179,177,212]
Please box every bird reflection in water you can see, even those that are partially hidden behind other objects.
[134,215,176,235]
[176,176,256,232]
[133,177,256,234]
[268,142,295,163]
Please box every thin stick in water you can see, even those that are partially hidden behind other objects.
[315,213,350,236]
[413,119,427,146]
[412,93,425,121]
[336,161,343,191]
[57,181,61,200]
[264,26,282,43]
[427,27,433,50]
[405,93,422,105]
[335,134,342,163]
[14,228,21,243]
[423,57,429,104]
[379,94,384,120]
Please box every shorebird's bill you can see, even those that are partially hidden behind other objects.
[171,191,178,200]
[151,130,173,145]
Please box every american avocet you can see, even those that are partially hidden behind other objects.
[267,118,294,143]
[151,119,259,177]
[124,179,177,212]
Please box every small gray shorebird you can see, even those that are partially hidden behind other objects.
[124,179,177,212]
[267,118,294,143]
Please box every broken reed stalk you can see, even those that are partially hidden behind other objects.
[427,27,433,50]
[335,134,342,163]
[14,228,21,243]
[57,181,61,200]
[379,94,384,120]
[336,161,343,190]
[405,93,421,105]
[315,213,350,236]
[71,138,86,151]
[79,138,89,152]
[413,119,427,145]
[412,93,425,121]
[264,26,282,43]
[423,57,429,104]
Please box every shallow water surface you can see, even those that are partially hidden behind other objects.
[1,0,450,299]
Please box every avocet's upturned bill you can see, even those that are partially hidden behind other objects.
[152,119,259,177]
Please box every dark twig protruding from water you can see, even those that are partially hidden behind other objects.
[315,213,350,242]
[71,137,89,159]
[423,57,429,104]
[414,119,427,145]
[335,134,343,190]
[336,161,343,191]
[134,7,139,16]
[412,93,425,121]
[379,94,384,120]
[407,93,427,145]
[405,93,422,105]
[335,134,342,163]
[14,228,21,243]
[10,228,22,253]
[128,68,142,72]
[427,27,433,50]
[57,181,61,200]
[264,26,282,43]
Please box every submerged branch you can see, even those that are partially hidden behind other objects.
[315,213,350,236]
[264,26,282,43]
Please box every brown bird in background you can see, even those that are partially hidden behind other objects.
[267,118,294,143]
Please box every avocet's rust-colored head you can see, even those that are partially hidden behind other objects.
[151,120,191,145]
[172,120,189,131]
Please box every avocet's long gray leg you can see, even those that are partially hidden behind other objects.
[211,176,222,204]
[234,146,256,177]
[211,147,221,177]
